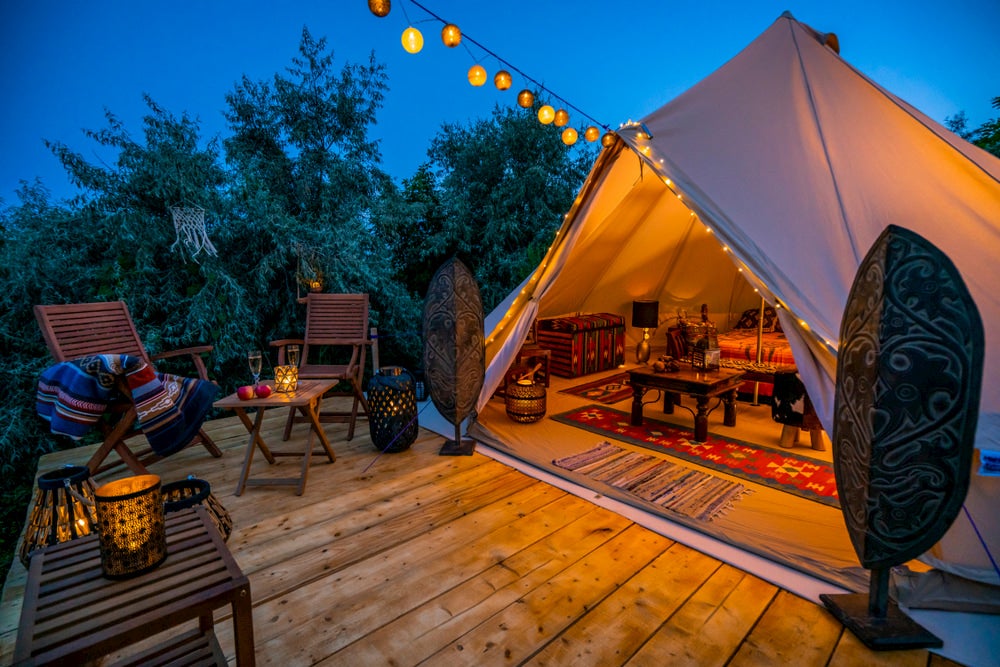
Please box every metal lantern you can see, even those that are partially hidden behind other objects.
[585,126,600,142]
[553,109,570,127]
[401,27,423,54]
[493,70,512,90]
[505,379,546,423]
[19,465,97,565]
[441,23,461,47]
[517,89,535,108]
[94,475,167,579]
[468,64,487,87]
[368,0,390,17]
[538,105,555,124]
[274,365,298,392]
[162,477,233,541]
[561,127,578,146]
[367,366,419,453]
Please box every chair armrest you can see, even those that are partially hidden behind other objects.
[150,345,213,381]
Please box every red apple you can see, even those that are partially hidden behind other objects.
[237,385,255,400]
[255,384,273,398]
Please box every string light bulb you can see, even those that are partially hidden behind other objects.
[441,23,461,47]
[561,127,578,145]
[468,64,487,86]
[601,132,615,147]
[584,126,600,142]
[494,70,512,90]
[553,109,569,127]
[401,27,423,54]
[517,89,535,108]
[368,0,391,17]
[538,105,555,124]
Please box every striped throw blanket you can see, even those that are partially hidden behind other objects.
[37,354,219,458]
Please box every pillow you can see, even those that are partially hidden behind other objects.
[734,306,782,333]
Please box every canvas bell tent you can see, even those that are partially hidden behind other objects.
[474,12,1000,598]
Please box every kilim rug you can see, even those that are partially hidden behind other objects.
[559,372,632,404]
[551,404,839,507]
[554,441,751,522]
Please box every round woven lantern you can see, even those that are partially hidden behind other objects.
[367,366,419,453]
[19,465,97,565]
[162,477,233,541]
[505,379,546,423]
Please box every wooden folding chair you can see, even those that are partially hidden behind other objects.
[34,301,223,475]
[271,293,372,441]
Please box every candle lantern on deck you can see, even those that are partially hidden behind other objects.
[274,365,299,392]
[19,465,97,565]
[94,474,166,579]
[162,476,233,541]
[367,366,418,453]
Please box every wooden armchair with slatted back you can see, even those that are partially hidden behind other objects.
[34,301,223,475]
[271,293,372,441]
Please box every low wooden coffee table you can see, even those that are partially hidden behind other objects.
[15,506,254,666]
[214,379,337,496]
[627,366,745,442]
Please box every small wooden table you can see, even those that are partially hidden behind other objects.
[15,506,254,666]
[628,366,746,442]
[214,379,337,496]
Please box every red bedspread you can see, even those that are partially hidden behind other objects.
[716,330,796,367]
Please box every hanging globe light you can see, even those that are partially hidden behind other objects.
[368,0,391,17]
[517,89,535,108]
[468,64,487,87]
[441,23,461,47]
[553,109,570,127]
[538,105,555,124]
[584,126,600,142]
[561,128,578,145]
[401,27,423,54]
[493,70,512,91]
[601,132,616,147]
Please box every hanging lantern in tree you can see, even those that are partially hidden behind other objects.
[441,23,461,47]
[585,126,600,142]
[561,127,578,145]
[601,131,616,147]
[401,27,424,53]
[538,105,555,124]
[468,64,487,86]
[553,109,570,127]
[517,89,535,108]
[493,70,512,90]
[368,0,391,17]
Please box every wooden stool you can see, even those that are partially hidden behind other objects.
[772,370,826,451]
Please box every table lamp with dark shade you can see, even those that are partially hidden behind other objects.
[632,300,660,364]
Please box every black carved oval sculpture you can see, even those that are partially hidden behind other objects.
[832,224,983,569]
[422,258,485,447]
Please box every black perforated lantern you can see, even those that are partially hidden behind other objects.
[367,366,419,453]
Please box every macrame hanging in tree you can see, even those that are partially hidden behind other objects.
[169,206,218,262]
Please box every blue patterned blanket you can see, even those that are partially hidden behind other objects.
[37,354,219,457]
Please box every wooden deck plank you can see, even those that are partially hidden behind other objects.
[1,406,974,667]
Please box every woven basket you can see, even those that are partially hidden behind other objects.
[505,379,546,423]
[162,477,233,541]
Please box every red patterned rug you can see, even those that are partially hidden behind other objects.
[551,404,839,507]
[559,372,632,404]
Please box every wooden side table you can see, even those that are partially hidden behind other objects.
[214,379,337,496]
[14,506,254,666]
[627,366,745,442]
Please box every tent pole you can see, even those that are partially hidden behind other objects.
[752,297,764,405]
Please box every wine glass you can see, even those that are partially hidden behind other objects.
[286,344,300,368]
[248,350,262,386]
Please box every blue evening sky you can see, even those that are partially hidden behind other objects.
[1,0,997,205]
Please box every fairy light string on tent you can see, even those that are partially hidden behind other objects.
[370,0,610,144]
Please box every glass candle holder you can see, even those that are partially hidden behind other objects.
[94,475,166,579]
[274,365,298,392]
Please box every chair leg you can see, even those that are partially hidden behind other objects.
[345,379,370,441]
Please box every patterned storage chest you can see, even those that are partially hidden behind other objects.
[536,313,625,378]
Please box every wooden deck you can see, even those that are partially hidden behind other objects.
[1,403,964,666]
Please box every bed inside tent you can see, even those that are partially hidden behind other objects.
[466,12,1000,618]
